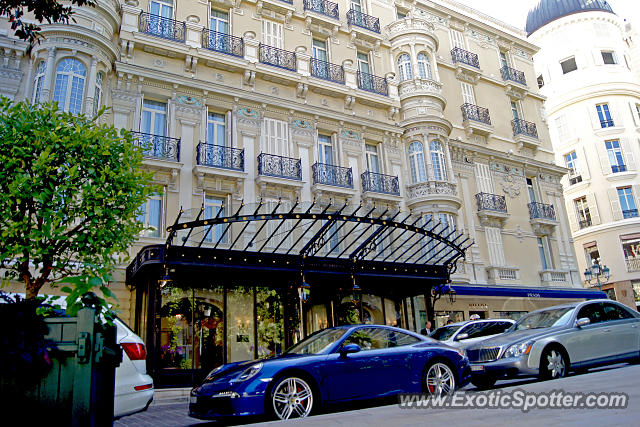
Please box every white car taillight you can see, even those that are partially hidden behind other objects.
[122,342,147,361]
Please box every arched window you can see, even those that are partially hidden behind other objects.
[397,53,413,81]
[430,140,447,181]
[417,52,433,79]
[408,141,427,183]
[32,61,47,104]
[53,58,86,114]
[93,72,104,116]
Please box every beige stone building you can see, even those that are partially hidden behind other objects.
[0,0,603,386]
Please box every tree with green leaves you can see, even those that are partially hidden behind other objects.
[0,98,154,311]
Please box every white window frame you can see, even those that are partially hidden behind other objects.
[397,53,413,81]
[574,196,591,228]
[53,58,87,115]
[408,141,426,183]
[32,60,47,104]
[138,192,164,238]
[450,29,465,50]
[605,139,625,171]
[461,82,476,105]
[262,118,289,156]
[416,52,432,79]
[318,134,333,165]
[141,99,168,136]
[207,112,226,146]
[203,195,226,243]
[262,19,283,48]
[365,143,380,173]
[93,71,104,116]
[430,140,447,181]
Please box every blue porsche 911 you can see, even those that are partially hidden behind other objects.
[189,324,471,420]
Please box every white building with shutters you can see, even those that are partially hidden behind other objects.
[528,0,640,308]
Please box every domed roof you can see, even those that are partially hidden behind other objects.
[526,0,615,36]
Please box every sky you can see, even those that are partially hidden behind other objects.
[454,0,640,31]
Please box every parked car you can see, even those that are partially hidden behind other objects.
[189,324,470,421]
[113,317,154,418]
[430,319,515,348]
[465,299,640,389]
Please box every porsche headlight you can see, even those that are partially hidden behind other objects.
[233,362,263,382]
[204,365,225,381]
[503,341,533,358]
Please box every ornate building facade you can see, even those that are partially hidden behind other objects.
[1,0,601,386]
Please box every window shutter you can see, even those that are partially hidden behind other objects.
[474,163,494,194]
[567,199,579,233]
[593,49,604,65]
[587,105,600,129]
[579,146,591,180]
[586,193,601,225]
[610,102,623,127]
[597,142,611,175]
[632,185,640,208]
[461,82,476,105]
[629,102,639,127]
[608,188,623,221]
[450,29,465,50]
[485,226,505,267]
[621,138,636,171]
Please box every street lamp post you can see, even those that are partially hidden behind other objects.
[583,262,611,291]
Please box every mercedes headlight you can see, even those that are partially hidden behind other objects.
[503,341,533,358]
[233,362,263,382]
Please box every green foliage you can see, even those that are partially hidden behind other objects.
[0,98,155,309]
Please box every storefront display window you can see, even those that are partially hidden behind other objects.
[159,286,193,370]
[226,286,255,362]
[257,287,284,358]
[193,287,224,372]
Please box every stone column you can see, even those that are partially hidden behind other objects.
[40,46,57,102]
[84,56,98,115]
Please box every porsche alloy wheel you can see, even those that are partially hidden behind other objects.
[425,362,456,396]
[271,377,314,420]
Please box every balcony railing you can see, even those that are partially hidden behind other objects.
[600,119,615,128]
[259,44,297,71]
[196,142,244,171]
[568,172,582,185]
[132,131,180,162]
[626,258,640,272]
[303,0,339,20]
[451,47,480,69]
[462,103,491,125]
[361,171,400,195]
[347,9,380,33]
[611,164,627,173]
[511,118,538,139]
[623,209,639,219]
[579,219,592,229]
[258,153,302,180]
[357,71,388,96]
[139,12,185,43]
[311,58,345,84]
[475,193,507,213]
[202,29,244,57]
[528,202,556,221]
[501,65,526,86]
[312,163,353,188]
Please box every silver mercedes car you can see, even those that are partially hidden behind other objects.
[466,299,640,389]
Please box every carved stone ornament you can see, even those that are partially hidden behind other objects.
[177,95,200,107]
[238,107,259,118]
[501,173,521,198]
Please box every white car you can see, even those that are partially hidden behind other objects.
[430,319,515,348]
[114,317,154,418]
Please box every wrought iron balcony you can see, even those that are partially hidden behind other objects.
[131,131,180,162]
[202,29,243,57]
[611,164,627,173]
[623,209,639,219]
[347,9,380,33]
[303,0,339,20]
[361,171,400,195]
[600,119,615,128]
[259,44,297,71]
[501,65,526,86]
[258,153,302,180]
[528,202,556,221]
[451,47,480,69]
[579,219,592,229]
[357,71,388,96]
[461,103,491,125]
[312,163,353,188]
[311,58,345,84]
[196,142,244,171]
[139,12,185,43]
[511,118,538,139]
[475,193,507,213]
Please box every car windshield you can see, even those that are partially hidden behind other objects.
[430,325,462,341]
[285,328,348,355]
[514,307,574,330]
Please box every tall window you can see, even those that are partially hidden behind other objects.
[596,103,614,128]
[526,178,537,203]
[32,61,46,104]
[584,243,600,267]
[617,187,638,218]
[53,58,86,114]
[263,118,289,156]
[93,72,104,116]
[537,237,552,270]
[560,57,577,74]
[210,9,228,34]
[485,226,506,266]
[365,143,379,173]
[149,0,174,37]
[262,19,283,48]
[574,196,591,229]
[397,54,413,81]
[430,140,447,181]
[207,112,226,146]
[408,141,426,183]
[461,82,475,105]
[555,114,570,140]
[499,51,509,68]
[450,29,465,50]
[621,237,640,273]
[564,151,582,184]
[357,51,373,91]
[312,39,329,79]
[203,195,226,243]
[141,100,167,136]
[438,213,455,232]
[605,139,626,173]
[150,0,173,18]
[510,101,521,121]
[350,0,362,12]
[318,134,333,165]
[416,53,432,79]
[138,192,163,238]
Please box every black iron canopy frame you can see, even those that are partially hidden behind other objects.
[127,199,471,295]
